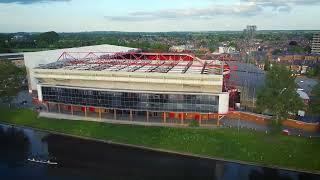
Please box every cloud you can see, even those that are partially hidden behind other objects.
[106,3,263,22]
[278,6,291,13]
[242,0,320,11]
[0,0,70,4]
[242,0,320,6]
[106,0,320,22]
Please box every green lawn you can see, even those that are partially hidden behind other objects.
[0,107,319,173]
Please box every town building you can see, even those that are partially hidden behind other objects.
[311,33,320,54]
[297,89,310,105]
[273,54,320,74]
[218,46,236,54]
[169,45,195,52]
[26,46,230,126]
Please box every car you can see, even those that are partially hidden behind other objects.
[282,129,290,136]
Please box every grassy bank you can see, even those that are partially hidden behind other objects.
[0,107,320,173]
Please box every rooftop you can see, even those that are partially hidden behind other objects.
[36,52,230,76]
[297,89,310,100]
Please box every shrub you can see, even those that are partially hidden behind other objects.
[188,120,199,127]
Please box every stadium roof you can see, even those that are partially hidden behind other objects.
[36,52,230,76]
[24,44,137,90]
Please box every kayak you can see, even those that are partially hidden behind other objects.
[27,158,58,165]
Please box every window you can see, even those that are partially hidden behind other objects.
[41,87,219,113]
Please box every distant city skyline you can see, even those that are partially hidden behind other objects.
[0,0,320,32]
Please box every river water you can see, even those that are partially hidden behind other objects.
[0,124,319,180]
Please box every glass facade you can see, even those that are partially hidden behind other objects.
[42,86,219,113]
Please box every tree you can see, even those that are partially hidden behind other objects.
[304,45,312,54]
[0,35,12,53]
[149,43,170,52]
[308,83,320,115]
[257,64,304,124]
[272,49,282,55]
[228,41,237,48]
[0,61,26,99]
[288,45,305,54]
[36,31,59,47]
[288,41,298,46]
[264,59,270,71]
[306,64,320,78]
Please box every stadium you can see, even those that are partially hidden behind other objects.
[27,45,231,126]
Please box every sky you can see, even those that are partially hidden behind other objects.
[0,0,320,32]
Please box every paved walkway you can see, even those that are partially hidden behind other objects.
[39,112,192,128]
[39,111,320,138]
[220,118,270,132]
[220,116,320,138]
[0,90,34,109]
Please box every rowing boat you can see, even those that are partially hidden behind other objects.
[27,158,58,165]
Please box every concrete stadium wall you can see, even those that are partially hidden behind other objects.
[33,69,224,94]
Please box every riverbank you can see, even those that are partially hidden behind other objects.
[1,107,320,173]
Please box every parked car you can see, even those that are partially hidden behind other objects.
[282,129,290,136]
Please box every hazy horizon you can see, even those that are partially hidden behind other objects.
[1,29,320,34]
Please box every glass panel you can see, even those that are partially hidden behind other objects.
[41,87,220,113]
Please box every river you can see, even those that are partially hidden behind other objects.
[0,124,319,180]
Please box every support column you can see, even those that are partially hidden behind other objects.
[99,108,102,119]
[71,106,74,116]
[114,109,117,120]
[47,103,50,112]
[217,115,221,126]
[130,110,133,121]
[146,111,149,122]
[45,102,48,112]
[36,84,43,103]
[163,112,166,124]
[181,113,184,125]
[84,107,87,117]
[58,104,61,114]
[199,114,202,126]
